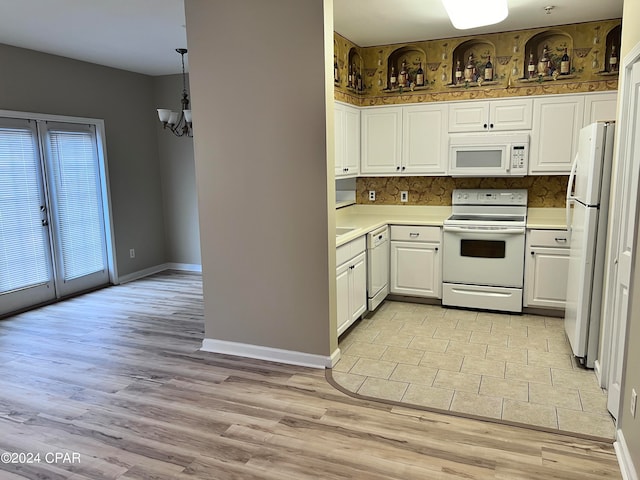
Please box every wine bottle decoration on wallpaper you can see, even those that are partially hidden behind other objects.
[399,60,408,87]
[527,53,536,79]
[356,68,363,91]
[334,59,339,83]
[609,45,618,72]
[484,56,494,81]
[416,62,425,87]
[464,53,475,82]
[455,60,463,84]
[348,63,353,88]
[352,63,357,88]
[389,66,397,89]
[560,48,571,75]
[537,46,550,76]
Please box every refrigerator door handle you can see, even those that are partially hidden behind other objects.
[566,154,579,236]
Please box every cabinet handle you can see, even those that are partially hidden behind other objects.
[435,247,439,252]
[489,123,494,129]
[484,123,488,129]
[396,166,400,171]
[401,166,406,171]
[531,251,535,255]
[409,232,420,238]
[555,237,567,243]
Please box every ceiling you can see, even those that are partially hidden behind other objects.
[0,0,623,76]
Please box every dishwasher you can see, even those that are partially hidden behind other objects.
[367,226,389,311]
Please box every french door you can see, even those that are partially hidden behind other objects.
[0,116,111,316]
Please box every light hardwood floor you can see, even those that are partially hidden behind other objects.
[0,271,621,479]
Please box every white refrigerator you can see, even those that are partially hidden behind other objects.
[565,121,615,368]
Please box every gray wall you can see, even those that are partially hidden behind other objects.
[618,0,640,466]
[0,43,167,278]
[153,74,200,266]
[185,0,333,356]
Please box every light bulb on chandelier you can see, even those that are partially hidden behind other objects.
[157,48,193,137]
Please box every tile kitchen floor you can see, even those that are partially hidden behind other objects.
[332,300,615,439]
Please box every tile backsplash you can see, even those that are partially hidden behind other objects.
[356,176,568,207]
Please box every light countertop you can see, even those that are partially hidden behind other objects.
[336,205,567,246]
[526,208,567,230]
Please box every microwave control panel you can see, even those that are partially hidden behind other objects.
[510,144,528,174]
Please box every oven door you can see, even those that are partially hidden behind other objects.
[443,226,525,288]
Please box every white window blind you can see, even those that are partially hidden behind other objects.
[46,125,107,282]
[0,123,51,293]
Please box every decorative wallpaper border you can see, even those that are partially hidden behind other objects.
[334,19,621,106]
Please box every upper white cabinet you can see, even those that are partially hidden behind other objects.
[584,92,618,125]
[334,102,360,178]
[402,104,448,175]
[361,104,447,175]
[360,107,403,175]
[448,98,532,133]
[528,95,585,175]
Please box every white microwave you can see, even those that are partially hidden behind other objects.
[449,133,529,177]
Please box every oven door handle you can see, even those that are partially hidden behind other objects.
[443,226,525,235]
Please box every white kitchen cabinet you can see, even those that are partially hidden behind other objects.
[390,225,441,298]
[360,106,403,175]
[524,229,570,309]
[448,98,532,133]
[584,92,618,125]
[402,104,448,174]
[334,101,360,178]
[337,237,367,336]
[529,95,585,175]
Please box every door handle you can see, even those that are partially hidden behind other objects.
[42,219,49,226]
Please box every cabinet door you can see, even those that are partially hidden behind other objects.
[490,99,533,131]
[448,101,490,132]
[361,107,402,174]
[584,92,618,125]
[343,105,360,176]
[350,252,367,323]
[336,263,351,335]
[529,95,585,174]
[390,241,440,298]
[334,103,346,177]
[524,247,569,309]
[402,104,448,175]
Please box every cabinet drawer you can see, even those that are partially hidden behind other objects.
[528,229,569,248]
[390,225,440,242]
[336,236,366,266]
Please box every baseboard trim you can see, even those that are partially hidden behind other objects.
[329,347,341,368]
[166,263,202,273]
[201,338,333,369]
[594,359,604,387]
[117,262,203,284]
[117,263,170,284]
[615,428,639,480]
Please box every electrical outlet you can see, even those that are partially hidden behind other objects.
[632,388,638,418]
[369,190,376,201]
[400,191,408,202]
[129,248,135,259]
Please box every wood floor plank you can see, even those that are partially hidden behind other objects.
[0,271,622,479]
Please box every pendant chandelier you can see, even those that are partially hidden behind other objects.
[157,48,193,137]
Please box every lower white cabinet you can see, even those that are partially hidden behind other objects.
[390,225,441,298]
[337,238,367,336]
[524,229,570,309]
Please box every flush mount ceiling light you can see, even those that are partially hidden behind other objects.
[441,0,509,30]
[157,48,193,137]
